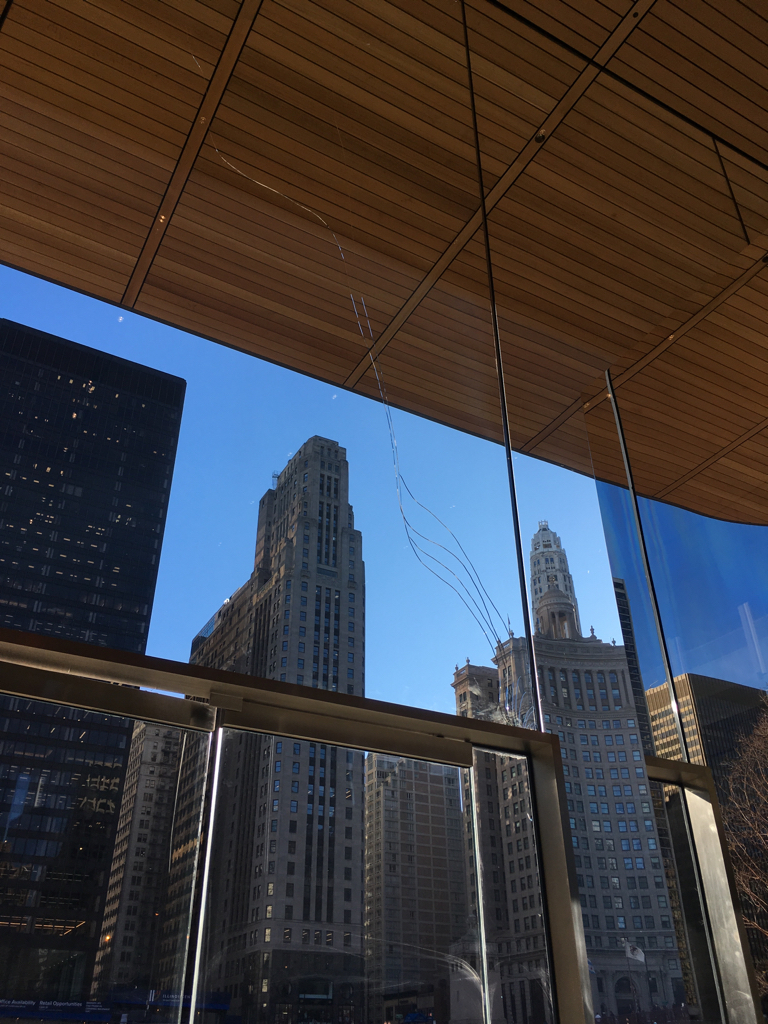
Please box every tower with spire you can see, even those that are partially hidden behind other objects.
[529,520,581,637]
[451,521,685,1017]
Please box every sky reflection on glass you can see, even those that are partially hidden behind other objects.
[599,481,768,693]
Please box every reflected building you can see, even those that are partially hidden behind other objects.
[155,728,212,997]
[613,579,655,758]
[648,673,766,985]
[0,321,184,1003]
[91,722,183,997]
[0,697,132,1001]
[181,437,366,1024]
[452,522,685,1019]
[647,674,764,797]
[363,753,466,1024]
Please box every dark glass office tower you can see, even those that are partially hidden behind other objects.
[0,320,185,1003]
[0,318,185,652]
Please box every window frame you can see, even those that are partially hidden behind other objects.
[0,628,759,1024]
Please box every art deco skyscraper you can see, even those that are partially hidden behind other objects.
[363,752,467,1024]
[452,522,686,1020]
[186,436,366,1024]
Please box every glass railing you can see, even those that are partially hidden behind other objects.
[0,638,758,1024]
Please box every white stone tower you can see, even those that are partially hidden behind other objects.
[529,520,582,637]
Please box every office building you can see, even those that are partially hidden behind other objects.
[613,579,655,758]
[647,674,764,797]
[0,321,185,1002]
[181,436,366,1023]
[648,673,767,990]
[363,752,467,1024]
[91,721,184,996]
[452,522,685,1018]
[0,319,185,652]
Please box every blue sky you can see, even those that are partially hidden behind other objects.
[1,264,622,714]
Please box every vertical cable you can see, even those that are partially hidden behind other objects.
[459,0,544,734]
[604,369,691,763]
[459,10,560,1024]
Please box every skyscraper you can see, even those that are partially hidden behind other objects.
[647,674,764,796]
[0,320,185,1001]
[90,722,184,997]
[183,436,366,1023]
[0,319,185,651]
[612,579,655,758]
[452,522,685,1018]
[363,752,467,1024]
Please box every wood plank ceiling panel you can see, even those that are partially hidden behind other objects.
[464,0,586,189]
[482,76,745,446]
[509,66,768,513]
[138,0,584,388]
[2,0,768,523]
[670,433,768,525]
[576,265,768,513]
[351,233,503,440]
[474,0,632,55]
[607,0,768,167]
[630,275,768,507]
[0,0,236,299]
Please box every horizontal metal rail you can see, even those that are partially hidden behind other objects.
[0,627,760,1023]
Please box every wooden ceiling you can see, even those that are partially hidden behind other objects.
[2,0,768,522]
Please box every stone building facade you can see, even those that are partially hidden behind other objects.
[451,522,685,1020]
[363,752,466,1024]
[91,721,183,996]
[177,436,366,1024]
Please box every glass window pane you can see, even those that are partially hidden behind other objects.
[191,730,554,1024]
[469,747,554,1024]
[0,694,210,1019]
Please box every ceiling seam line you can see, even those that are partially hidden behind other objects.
[342,0,658,389]
[121,0,265,309]
[714,138,750,246]
[655,416,768,500]
[521,255,768,455]
[483,0,768,178]
[0,0,14,34]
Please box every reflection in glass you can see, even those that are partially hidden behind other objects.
[192,728,366,1024]
[364,755,467,1024]
[466,749,554,1024]
[192,730,554,1024]
[0,696,207,1020]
